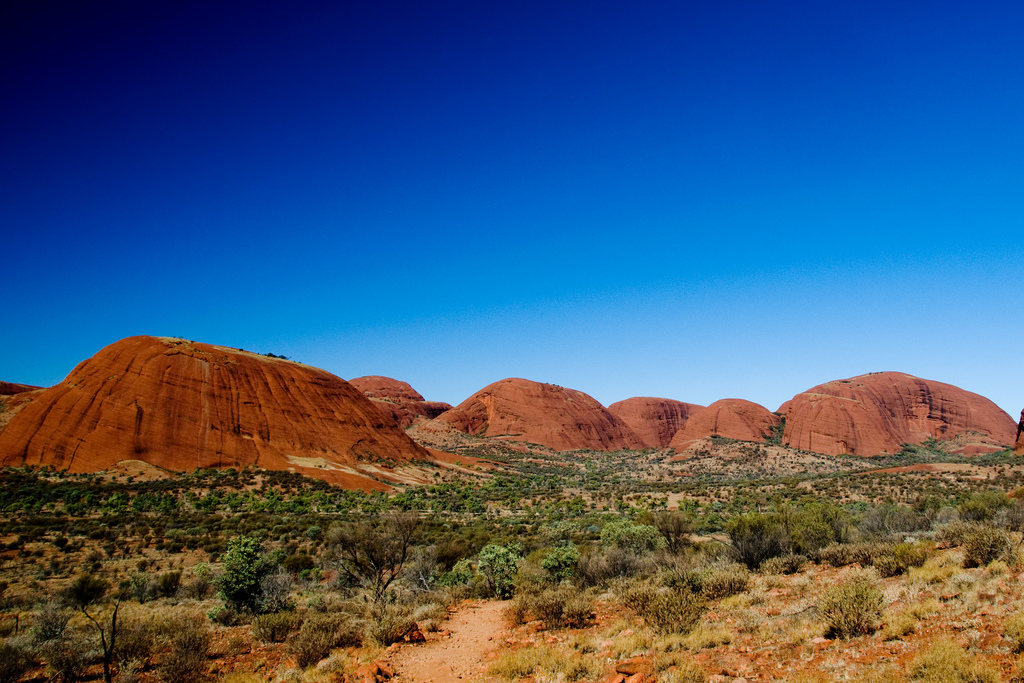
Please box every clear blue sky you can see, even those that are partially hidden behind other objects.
[2,0,1022,418]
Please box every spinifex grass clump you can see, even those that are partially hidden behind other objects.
[818,571,883,639]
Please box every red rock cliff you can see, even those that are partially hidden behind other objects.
[349,375,452,428]
[669,399,780,450]
[1015,410,1024,455]
[607,397,704,448]
[432,378,645,452]
[0,337,431,478]
[781,372,1016,456]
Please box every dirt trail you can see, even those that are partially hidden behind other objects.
[387,600,507,683]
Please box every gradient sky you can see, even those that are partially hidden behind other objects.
[2,0,1022,418]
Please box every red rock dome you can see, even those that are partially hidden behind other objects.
[431,378,645,452]
[0,336,431,485]
[669,399,780,450]
[607,397,704,448]
[781,372,1016,456]
[349,375,452,428]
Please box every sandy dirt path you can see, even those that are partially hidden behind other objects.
[386,600,507,683]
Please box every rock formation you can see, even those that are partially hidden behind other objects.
[0,336,432,487]
[1016,410,1024,455]
[431,378,645,452]
[607,397,704,448]
[781,372,1017,456]
[0,381,41,395]
[349,376,451,429]
[669,399,780,450]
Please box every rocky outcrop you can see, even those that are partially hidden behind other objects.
[607,397,704,448]
[0,336,432,486]
[0,382,41,395]
[669,399,780,450]
[781,372,1017,456]
[1016,410,1024,455]
[349,376,452,429]
[431,378,645,452]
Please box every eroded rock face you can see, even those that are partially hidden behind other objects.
[1015,410,1024,455]
[0,382,41,395]
[669,399,780,450]
[0,337,431,481]
[607,397,704,448]
[781,372,1017,456]
[349,376,452,429]
[431,378,645,451]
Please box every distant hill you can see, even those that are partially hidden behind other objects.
[0,381,42,395]
[607,397,703,448]
[669,399,780,450]
[349,375,451,428]
[429,378,645,452]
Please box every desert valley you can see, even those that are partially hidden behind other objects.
[0,335,1021,683]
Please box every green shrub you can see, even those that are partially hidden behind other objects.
[1005,612,1024,653]
[252,612,301,643]
[907,637,1000,682]
[364,604,413,647]
[700,563,750,600]
[282,554,314,575]
[959,491,1011,523]
[541,545,580,582]
[601,519,667,555]
[873,543,929,578]
[215,537,275,613]
[39,634,90,682]
[288,613,361,667]
[787,503,849,556]
[726,513,788,570]
[561,593,594,629]
[760,554,807,575]
[158,615,211,683]
[437,558,474,587]
[818,571,883,639]
[477,545,521,599]
[616,578,659,617]
[819,542,883,568]
[936,521,984,548]
[114,617,156,667]
[647,589,706,635]
[154,571,181,598]
[522,586,592,630]
[961,526,1014,568]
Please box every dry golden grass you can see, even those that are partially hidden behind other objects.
[487,645,602,682]
[680,623,733,651]
[908,556,959,586]
[907,637,1001,683]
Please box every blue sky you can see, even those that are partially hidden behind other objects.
[2,0,1022,417]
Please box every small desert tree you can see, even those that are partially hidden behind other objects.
[326,512,419,603]
[477,544,521,599]
[215,536,276,613]
[64,573,120,683]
